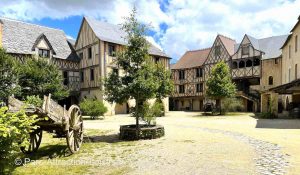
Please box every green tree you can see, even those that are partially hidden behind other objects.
[0,48,20,103]
[104,8,173,135]
[206,61,236,114]
[16,57,69,100]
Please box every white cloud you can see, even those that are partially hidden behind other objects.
[66,35,75,40]
[0,0,300,62]
[145,36,163,50]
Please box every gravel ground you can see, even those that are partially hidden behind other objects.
[83,112,300,175]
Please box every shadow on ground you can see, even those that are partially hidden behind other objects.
[84,134,126,143]
[255,118,300,129]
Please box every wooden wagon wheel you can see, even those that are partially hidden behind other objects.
[20,129,43,154]
[66,105,83,153]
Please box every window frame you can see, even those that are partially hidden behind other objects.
[108,44,116,57]
[196,68,203,78]
[296,35,298,52]
[80,71,84,82]
[88,47,92,59]
[214,45,221,57]
[38,49,50,58]
[242,45,249,55]
[179,70,185,80]
[196,83,203,92]
[63,71,69,85]
[90,68,94,81]
[268,76,273,85]
[179,85,185,94]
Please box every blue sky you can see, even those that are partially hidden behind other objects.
[0,0,300,63]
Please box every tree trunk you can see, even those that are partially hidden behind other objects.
[219,99,222,115]
[135,102,140,139]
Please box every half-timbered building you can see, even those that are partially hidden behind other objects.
[75,17,171,115]
[0,17,80,106]
[232,34,288,112]
[170,48,210,111]
[170,33,288,113]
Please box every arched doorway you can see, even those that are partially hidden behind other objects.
[115,102,129,114]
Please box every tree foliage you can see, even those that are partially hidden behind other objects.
[206,61,236,114]
[0,107,38,173]
[79,99,108,119]
[104,8,173,127]
[0,48,20,102]
[16,58,69,100]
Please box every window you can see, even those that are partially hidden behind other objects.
[296,35,298,52]
[296,64,298,80]
[113,68,119,76]
[63,71,68,85]
[108,44,116,56]
[215,46,221,57]
[38,49,50,58]
[90,69,94,81]
[246,60,252,67]
[179,70,185,80]
[155,57,160,64]
[289,68,291,82]
[88,47,92,59]
[239,61,245,68]
[289,45,291,59]
[196,83,203,92]
[79,52,83,59]
[232,61,238,69]
[196,68,203,77]
[179,85,185,93]
[253,57,260,66]
[80,71,84,82]
[242,45,249,55]
[268,76,273,85]
[275,58,278,64]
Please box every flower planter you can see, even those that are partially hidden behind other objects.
[119,124,165,140]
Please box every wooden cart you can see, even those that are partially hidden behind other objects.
[8,94,83,154]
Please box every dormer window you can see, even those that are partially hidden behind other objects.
[215,46,221,57]
[242,45,249,55]
[38,49,50,58]
[108,44,116,56]
[32,34,55,58]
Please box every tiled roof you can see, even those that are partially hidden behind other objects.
[0,17,78,61]
[218,34,236,55]
[234,34,289,59]
[171,48,211,69]
[84,17,170,58]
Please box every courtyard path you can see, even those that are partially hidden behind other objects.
[83,112,300,175]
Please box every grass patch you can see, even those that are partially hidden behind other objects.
[12,129,122,175]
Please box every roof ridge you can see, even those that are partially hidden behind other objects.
[0,16,64,32]
[258,34,289,40]
[188,47,211,52]
[218,34,236,42]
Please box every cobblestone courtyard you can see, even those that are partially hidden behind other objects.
[81,112,300,175]
[14,112,300,175]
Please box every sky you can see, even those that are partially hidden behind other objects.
[0,0,299,63]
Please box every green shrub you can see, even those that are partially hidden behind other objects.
[24,95,43,107]
[221,98,243,114]
[0,107,38,173]
[141,100,164,125]
[79,99,108,119]
[260,112,276,119]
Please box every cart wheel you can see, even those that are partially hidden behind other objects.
[21,129,43,154]
[66,105,83,154]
